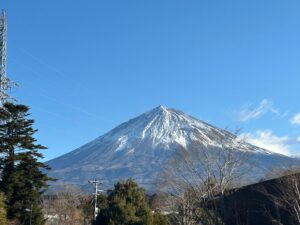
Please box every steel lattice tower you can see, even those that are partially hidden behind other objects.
[0,10,14,104]
[0,10,6,89]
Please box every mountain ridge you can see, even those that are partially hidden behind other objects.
[47,106,296,190]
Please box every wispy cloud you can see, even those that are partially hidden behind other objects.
[238,99,284,122]
[290,113,300,126]
[241,130,292,156]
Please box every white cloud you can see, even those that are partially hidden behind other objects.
[241,130,291,156]
[238,99,282,122]
[290,113,300,126]
[297,136,300,143]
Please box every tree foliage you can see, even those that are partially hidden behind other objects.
[94,179,167,225]
[0,102,52,224]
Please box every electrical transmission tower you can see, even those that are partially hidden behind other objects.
[0,10,6,84]
[0,10,15,105]
[88,179,102,221]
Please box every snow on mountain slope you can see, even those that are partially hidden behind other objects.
[46,106,298,190]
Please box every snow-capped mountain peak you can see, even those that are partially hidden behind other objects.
[103,105,229,151]
[47,106,298,191]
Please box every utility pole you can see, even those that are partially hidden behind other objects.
[29,204,32,225]
[88,179,102,221]
[25,204,32,225]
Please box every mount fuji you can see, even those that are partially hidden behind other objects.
[46,106,298,191]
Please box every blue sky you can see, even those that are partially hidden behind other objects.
[1,0,300,159]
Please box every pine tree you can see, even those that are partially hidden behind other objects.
[0,102,52,224]
[94,179,167,225]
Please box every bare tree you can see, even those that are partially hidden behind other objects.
[280,173,300,223]
[42,185,93,225]
[258,169,300,225]
[159,131,254,225]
